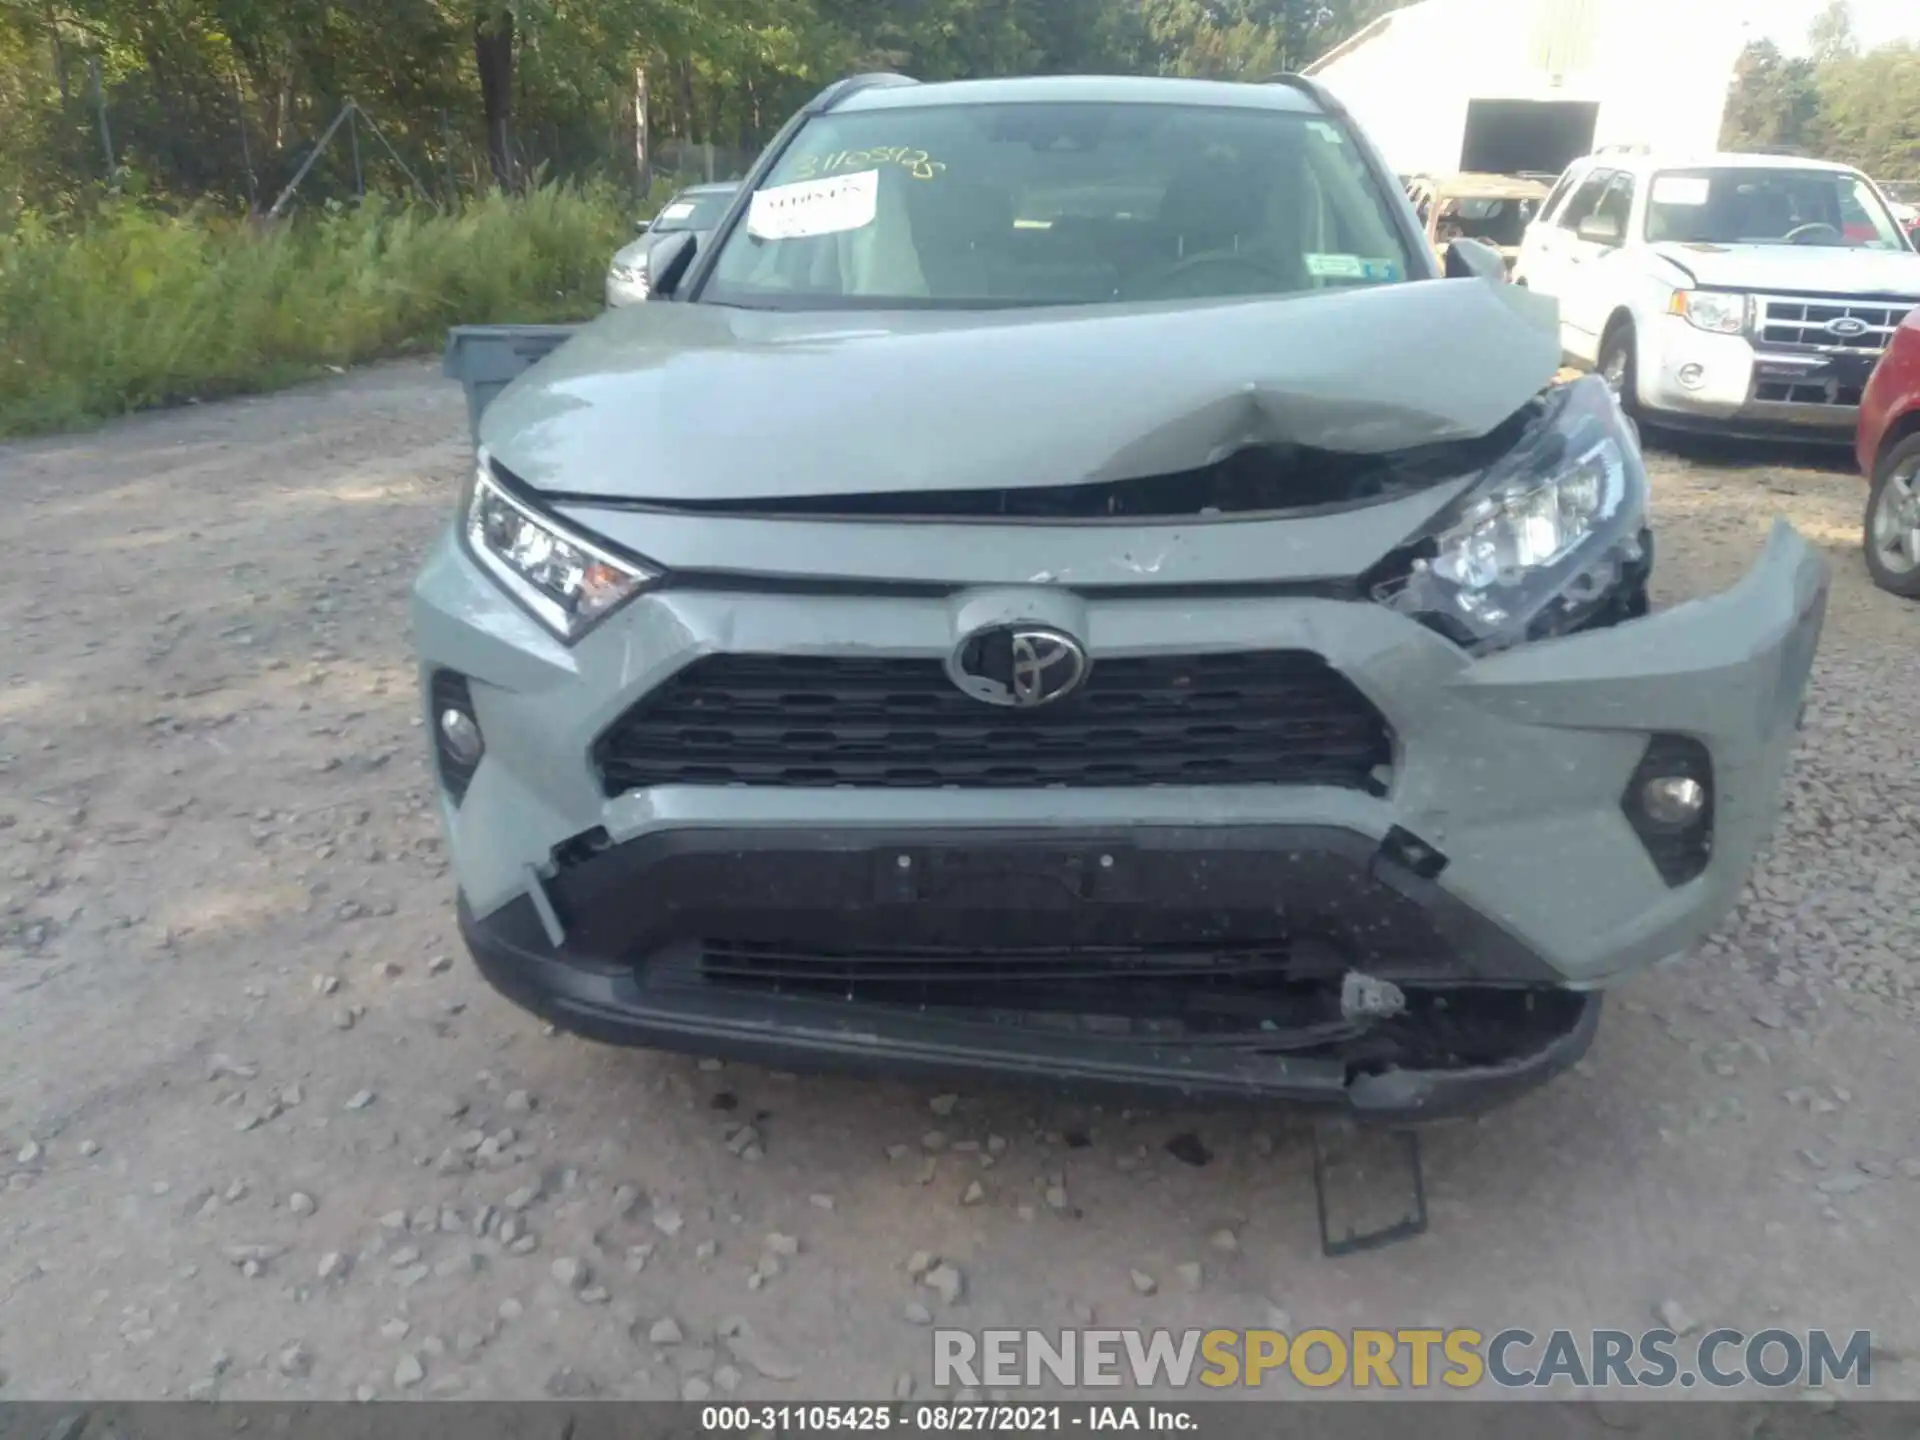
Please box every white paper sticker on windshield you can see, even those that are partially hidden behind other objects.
[747,169,879,240]
[1652,176,1711,207]
[1306,252,1366,278]
[657,201,697,222]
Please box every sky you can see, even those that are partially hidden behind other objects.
[1745,0,1919,53]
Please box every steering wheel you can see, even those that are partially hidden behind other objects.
[1123,250,1293,301]
[1783,221,1843,245]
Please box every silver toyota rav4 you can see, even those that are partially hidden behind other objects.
[414,73,1828,1122]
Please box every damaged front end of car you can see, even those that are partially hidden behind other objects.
[422,277,1828,1125]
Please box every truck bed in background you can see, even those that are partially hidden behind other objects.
[443,324,584,443]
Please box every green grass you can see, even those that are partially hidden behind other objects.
[0,184,636,437]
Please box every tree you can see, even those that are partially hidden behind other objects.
[473,2,515,189]
[1720,39,1819,154]
[1806,0,1857,64]
[1812,42,1920,179]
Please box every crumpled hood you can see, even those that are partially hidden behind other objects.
[1652,241,1920,297]
[481,280,1562,502]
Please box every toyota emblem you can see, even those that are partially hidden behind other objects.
[1825,316,1869,338]
[947,624,1091,708]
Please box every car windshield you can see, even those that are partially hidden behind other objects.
[1644,167,1909,249]
[701,101,1416,309]
[651,189,735,233]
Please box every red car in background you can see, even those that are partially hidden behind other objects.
[1857,305,1920,598]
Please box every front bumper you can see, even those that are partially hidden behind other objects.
[411,513,1827,1115]
[1636,315,1876,437]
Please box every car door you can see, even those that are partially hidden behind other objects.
[1556,169,1637,351]
[1535,169,1620,359]
[1517,163,1595,296]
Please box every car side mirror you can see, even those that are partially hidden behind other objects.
[1576,214,1623,246]
[635,219,652,235]
[1444,237,1506,282]
[644,230,697,299]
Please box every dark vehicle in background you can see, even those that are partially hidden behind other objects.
[606,182,741,306]
[1857,304,1920,597]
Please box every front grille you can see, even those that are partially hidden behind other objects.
[1754,377,1867,407]
[691,937,1347,1035]
[1756,294,1915,355]
[593,651,1392,793]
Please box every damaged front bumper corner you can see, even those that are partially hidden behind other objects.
[416,510,1827,1123]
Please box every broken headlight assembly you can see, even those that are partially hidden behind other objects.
[463,451,660,642]
[1375,375,1650,654]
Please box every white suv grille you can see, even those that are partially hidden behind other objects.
[1756,294,1916,355]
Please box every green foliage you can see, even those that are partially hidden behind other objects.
[1812,44,1920,181]
[1722,31,1920,182]
[1721,40,1821,155]
[0,0,1420,214]
[0,183,629,435]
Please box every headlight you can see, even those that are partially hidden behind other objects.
[464,453,658,641]
[1376,376,1649,654]
[608,261,644,284]
[1669,289,1748,334]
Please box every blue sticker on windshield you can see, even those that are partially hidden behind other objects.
[1307,253,1401,282]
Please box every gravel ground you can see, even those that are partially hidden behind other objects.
[0,361,1917,1403]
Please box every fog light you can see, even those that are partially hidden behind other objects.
[1676,363,1706,390]
[1621,734,1714,888]
[428,670,483,805]
[439,708,483,766]
[1640,775,1707,828]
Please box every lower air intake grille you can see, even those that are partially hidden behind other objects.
[593,651,1392,792]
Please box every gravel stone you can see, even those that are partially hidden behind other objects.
[903,1302,933,1325]
[929,1094,960,1116]
[1817,1171,1873,1196]
[681,1377,713,1402]
[1130,1270,1157,1295]
[649,1317,685,1346]
[551,1256,588,1289]
[344,1090,375,1111]
[287,1192,316,1216]
[727,1331,805,1381]
[924,1262,965,1304]
[545,1367,600,1399]
[765,1232,800,1257]
[393,1354,424,1389]
[503,1184,541,1212]
[1654,1299,1698,1336]
[278,1344,313,1377]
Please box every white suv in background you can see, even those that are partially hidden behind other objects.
[1512,150,1920,439]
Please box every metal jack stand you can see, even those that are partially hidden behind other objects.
[1311,1123,1428,1257]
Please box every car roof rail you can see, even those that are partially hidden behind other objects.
[808,73,919,113]
[1262,72,1348,118]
